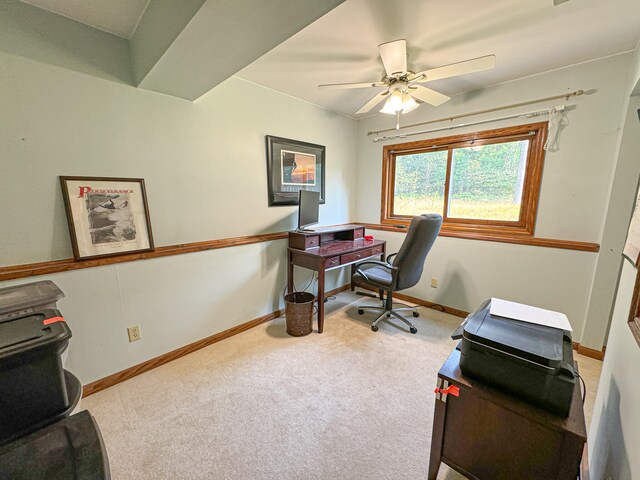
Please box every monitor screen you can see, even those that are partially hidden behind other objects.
[298,190,320,230]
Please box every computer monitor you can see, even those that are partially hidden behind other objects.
[297,190,320,232]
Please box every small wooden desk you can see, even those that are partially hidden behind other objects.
[287,225,386,333]
[429,348,587,480]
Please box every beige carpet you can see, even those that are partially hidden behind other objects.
[82,292,601,480]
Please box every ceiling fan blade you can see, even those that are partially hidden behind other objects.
[409,86,450,106]
[356,91,389,115]
[410,55,496,83]
[378,39,407,77]
[318,81,387,90]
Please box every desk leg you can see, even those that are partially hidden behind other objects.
[287,251,294,295]
[317,264,325,333]
[428,380,446,480]
[378,251,385,301]
[350,264,355,291]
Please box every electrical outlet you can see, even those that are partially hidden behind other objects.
[431,277,439,288]
[127,325,141,342]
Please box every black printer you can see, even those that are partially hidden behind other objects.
[453,299,576,417]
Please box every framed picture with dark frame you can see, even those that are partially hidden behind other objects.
[59,176,154,261]
[266,135,325,206]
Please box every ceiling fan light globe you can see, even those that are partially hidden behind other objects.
[380,90,404,114]
[380,102,400,115]
[402,97,419,113]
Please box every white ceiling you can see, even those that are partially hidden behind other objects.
[237,0,640,118]
[14,0,640,110]
[19,0,150,39]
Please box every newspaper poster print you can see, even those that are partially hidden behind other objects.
[84,192,136,245]
[60,177,154,260]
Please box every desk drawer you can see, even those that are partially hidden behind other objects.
[325,256,340,268]
[341,248,373,264]
[305,236,320,249]
[354,228,364,239]
[372,244,384,255]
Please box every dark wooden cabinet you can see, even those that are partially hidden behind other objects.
[429,348,587,480]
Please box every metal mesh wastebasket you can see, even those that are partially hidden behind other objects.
[284,292,314,336]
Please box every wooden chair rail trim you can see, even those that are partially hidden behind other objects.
[0,231,289,282]
[357,223,600,252]
[0,220,598,284]
[82,284,351,397]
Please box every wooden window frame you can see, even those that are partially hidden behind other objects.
[627,265,640,347]
[381,122,549,240]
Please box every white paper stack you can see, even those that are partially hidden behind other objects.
[489,298,572,331]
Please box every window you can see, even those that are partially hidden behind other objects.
[381,122,548,239]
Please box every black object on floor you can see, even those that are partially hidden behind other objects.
[0,410,111,480]
[0,309,73,443]
[458,299,576,417]
[0,369,82,446]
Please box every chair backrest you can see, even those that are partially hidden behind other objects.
[392,213,443,291]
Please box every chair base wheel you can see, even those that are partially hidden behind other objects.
[358,309,364,315]
[410,327,418,334]
[413,311,419,318]
[371,325,379,332]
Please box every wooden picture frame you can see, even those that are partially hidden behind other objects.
[266,135,326,206]
[626,266,640,347]
[59,176,154,261]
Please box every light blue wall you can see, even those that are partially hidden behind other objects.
[0,51,358,383]
[356,53,635,345]
[589,260,640,479]
[588,50,640,479]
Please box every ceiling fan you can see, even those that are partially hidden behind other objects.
[318,39,495,118]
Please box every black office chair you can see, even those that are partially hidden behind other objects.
[352,214,443,333]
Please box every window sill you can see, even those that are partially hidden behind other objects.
[357,222,600,253]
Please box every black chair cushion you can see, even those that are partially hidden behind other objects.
[353,265,393,287]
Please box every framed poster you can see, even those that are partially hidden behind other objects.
[59,176,154,261]
[266,135,325,206]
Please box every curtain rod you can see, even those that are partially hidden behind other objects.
[387,131,536,154]
[367,89,584,137]
[372,105,565,143]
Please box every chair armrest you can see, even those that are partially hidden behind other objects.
[385,252,398,264]
[354,261,398,284]
[354,260,397,270]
